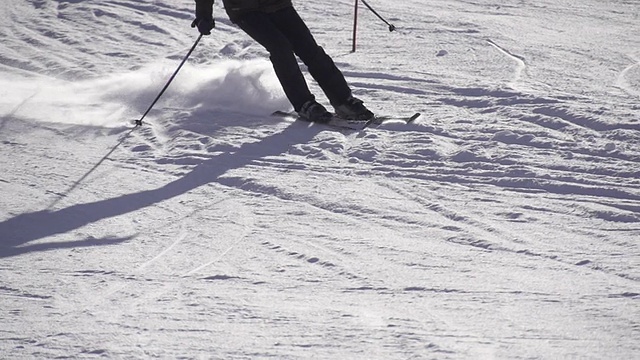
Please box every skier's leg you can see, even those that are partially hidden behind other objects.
[235,12,313,111]
[270,7,352,107]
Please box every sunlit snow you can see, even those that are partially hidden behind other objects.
[1,0,638,358]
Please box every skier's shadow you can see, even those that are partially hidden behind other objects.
[0,119,319,258]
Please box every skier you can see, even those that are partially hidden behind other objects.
[192,0,374,123]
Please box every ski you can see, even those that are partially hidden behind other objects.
[271,110,373,130]
[272,111,421,130]
[369,112,421,126]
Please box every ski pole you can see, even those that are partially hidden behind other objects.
[360,0,395,32]
[134,34,203,126]
[352,0,359,52]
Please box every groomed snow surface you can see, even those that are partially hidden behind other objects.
[1,0,639,358]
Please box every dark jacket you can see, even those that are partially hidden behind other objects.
[198,0,292,22]
[222,0,292,13]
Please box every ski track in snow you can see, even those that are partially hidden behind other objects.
[485,39,526,88]
[617,53,640,98]
[1,0,639,358]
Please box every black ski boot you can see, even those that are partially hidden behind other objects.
[298,100,333,123]
[334,96,374,120]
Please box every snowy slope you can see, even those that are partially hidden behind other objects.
[1,0,639,358]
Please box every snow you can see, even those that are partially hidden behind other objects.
[1,0,639,358]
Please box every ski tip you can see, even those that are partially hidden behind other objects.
[407,112,421,123]
[272,110,295,117]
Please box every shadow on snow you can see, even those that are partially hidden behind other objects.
[0,119,320,258]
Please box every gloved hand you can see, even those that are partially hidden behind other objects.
[191,17,214,35]
[192,0,215,35]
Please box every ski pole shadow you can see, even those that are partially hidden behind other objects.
[46,126,138,210]
[0,119,319,258]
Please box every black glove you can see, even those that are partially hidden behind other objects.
[192,0,215,35]
[192,17,214,35]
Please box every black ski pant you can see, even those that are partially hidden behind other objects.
[235,6,352,111]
